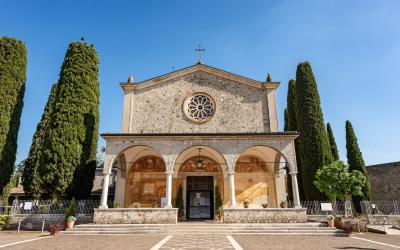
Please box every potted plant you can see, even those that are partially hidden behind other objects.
[327,215,335,227]
[48,223,64,235]
[64,198,77,228]
[152,200,159,208]
[66,216,77,229]
[261,203,268,208]
[216,207,224,222]
[0,215,9,230]
[280,200,287,208]
[243,199,250,208]
[114,202,121,208]
[130,202,140,208]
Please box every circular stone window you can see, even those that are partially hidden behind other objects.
[183,93,216,123]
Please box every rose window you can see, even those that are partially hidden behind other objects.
[184,93,215,123]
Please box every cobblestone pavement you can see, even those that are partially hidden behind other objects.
[233,233,400,250]
[160,234,235,250]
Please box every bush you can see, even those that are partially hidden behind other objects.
[215,186,223,216]
[48,222,64,235]
[64,198,77,220]
[175,186,184,217]
[0,215,10,226]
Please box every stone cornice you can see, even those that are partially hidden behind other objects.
[100,132,299,141]
[120,63,280,91]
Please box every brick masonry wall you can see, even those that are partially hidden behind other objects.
[367,162,400,200]
[130,71,270,133]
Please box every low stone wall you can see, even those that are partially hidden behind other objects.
[8,214,93,230]
[367,215,400,225]
[93,208,178,224]
[223,208,307,223]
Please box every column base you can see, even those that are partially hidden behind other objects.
[294,205,302,209]
[164,205,172,208]
[98,205,108,209]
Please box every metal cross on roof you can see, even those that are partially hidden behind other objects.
[195,44,205,63]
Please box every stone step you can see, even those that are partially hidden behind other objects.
[75,222,325,228]
[62,231,347,236]
[68,227,336,231]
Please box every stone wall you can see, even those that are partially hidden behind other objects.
[129,71,270,133]
[366,215,400,225]
[367,162,400,200]
[93,208,178,224]
[223,208,307,223]
[8,214,93,230]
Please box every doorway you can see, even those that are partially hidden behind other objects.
[186,176,214,220]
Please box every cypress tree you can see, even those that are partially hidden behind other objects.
[0,37,27,192]
[286,79,305,200]
[295,62,334,200]
[22,84,59,198]
[346,120,371,209]
[38,41,99,198]
[327,123,340,161]
[284,108,289,132]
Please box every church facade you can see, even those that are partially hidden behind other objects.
[98,63,302,222]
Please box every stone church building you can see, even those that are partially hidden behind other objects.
[98,62,302,221]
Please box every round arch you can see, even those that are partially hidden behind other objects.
[173,145,228,177]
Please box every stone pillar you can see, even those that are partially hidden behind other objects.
[99,172,110,209]
[165,172,173,208]
[228,172,237,208]
[290,173,301,208]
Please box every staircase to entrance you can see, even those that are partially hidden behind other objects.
[63,222,346,236]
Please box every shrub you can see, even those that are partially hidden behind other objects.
[175,185,184,217]
[0,215,10,226]
[48,222,64,235]
[64,198,77,220]
[215,186,223,216]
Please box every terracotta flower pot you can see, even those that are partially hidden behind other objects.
[327,219,335,227]
[67,220,75,229]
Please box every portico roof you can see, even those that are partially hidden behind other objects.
[120,62,280,91]
[101,132,299,141]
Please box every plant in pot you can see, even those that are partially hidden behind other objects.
[64,198,77,229]
[261,203,268,208]
[326,215,335,227]
[0,215,9,230]
[216,207,224,222]
[66,216,77,229]
[114,202,121,208]
[175,185,185,220]
[152,200,160,208]
[279,200,287,208]
[243,199,250,208]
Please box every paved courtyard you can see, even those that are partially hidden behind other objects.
[0,232,399,250]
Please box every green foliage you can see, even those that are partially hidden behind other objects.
[284,108,289,132]
[314,161,366,202]
[346,120,371,209]
[215,186,223,216]
[0,214,10,226]
[64,198,77,220]
[327,123,340,161]
[0,174,17,205]
[0,37,27,193]
[32,41,99,197]
[22,84,59,198]
[295,62,334,200]
[175,185,184,217]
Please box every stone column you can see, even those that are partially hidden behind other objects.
[228,172,237,208]
[165,172,173,208]
[290,173,301,208]
[99,172,110,209]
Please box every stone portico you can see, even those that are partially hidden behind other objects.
[95,63,304,223]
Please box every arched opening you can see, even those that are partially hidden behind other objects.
[112,145,166,208]
[234,146,288,208]
[173,146,226,220]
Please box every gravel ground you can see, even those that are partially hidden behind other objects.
[4,234,167,250]
[233,233,400,250]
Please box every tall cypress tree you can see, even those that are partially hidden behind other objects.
[284,108,289,132]
[38,41,99,198]
[327,123,340,161]
[0,37,27,192]
[286,79,305,200]
[295,62,333,200]
[22,84,59,198]
[346,120,371,208]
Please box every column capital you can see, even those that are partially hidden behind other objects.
[165,171,173,175]
[227,171,235,176]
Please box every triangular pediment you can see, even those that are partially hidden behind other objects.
[120,63,279,90]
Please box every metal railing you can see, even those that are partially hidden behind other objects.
[361,200,400,216]
[0,199,112,215]
[288,200,354,216]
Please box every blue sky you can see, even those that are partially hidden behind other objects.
[1,0,399,165]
